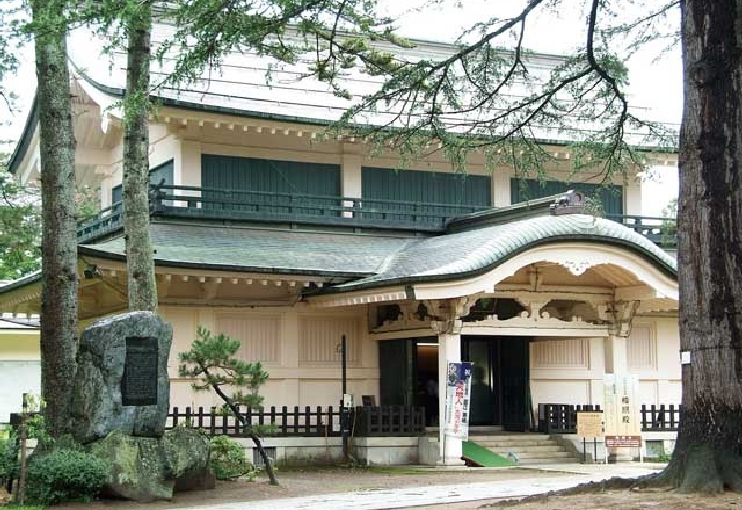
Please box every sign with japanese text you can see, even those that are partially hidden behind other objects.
[577,411,604,438]
[444,362,473,440]
[603,374,642,448]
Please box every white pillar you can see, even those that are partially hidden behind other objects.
[341,151,362,218]
[606,335,628,374]
[437,328,464,465]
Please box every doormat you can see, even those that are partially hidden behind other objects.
[462,441,515,467]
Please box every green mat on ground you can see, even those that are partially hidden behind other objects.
[462,441,515,467]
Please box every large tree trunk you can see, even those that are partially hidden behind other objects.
[123,2,157,312]
[662,0,742,493]
[32,0,79,437]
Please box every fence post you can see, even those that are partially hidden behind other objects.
[16,393,28,506]
[172,407,179,428]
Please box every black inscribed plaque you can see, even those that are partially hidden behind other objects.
[121,336,159,406]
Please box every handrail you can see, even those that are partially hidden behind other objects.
[76,185,679,249]
[153,183,492,211]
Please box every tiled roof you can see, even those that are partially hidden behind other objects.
[79,222,414,278]
[328,214,677,291]
[74,214,676,291]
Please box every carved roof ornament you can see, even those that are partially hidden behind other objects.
[550,190,588,215]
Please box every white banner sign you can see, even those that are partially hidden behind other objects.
[444,362,473,440]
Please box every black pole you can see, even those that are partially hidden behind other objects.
[341,335,348,461]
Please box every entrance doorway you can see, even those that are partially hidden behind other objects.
[378,336,532,431]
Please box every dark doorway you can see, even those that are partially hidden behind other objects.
[463,338,498,425]
[378,336,530,431]
[378,339,415,406]
[463,336,531,431]
[500,337,530,431]
[415,340,439,426]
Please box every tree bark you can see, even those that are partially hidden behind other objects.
[32,0,78,437]
[123,2,157,312]
[662,0,742,493]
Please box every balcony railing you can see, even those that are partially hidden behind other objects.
[76,184,678,249]
[605,214,677,249]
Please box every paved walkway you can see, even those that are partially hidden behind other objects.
[176,464,664,510]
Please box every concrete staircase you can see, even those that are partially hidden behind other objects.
[468,433,578,465]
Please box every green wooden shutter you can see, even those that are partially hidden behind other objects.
[111,159,174,205]
[201,155,341,215]
[510,178,624,215]
[361,167,491,222]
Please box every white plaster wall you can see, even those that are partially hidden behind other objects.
[529,336,605,407]
[161,305,379,410]
[529,319,681,409]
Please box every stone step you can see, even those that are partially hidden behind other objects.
[486,444,564,453]
[493,450,573,460]
[473,439,559,448]
[467,434,551,443]
[517,456,580,465]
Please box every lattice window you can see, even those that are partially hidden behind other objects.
[299,316,361,365]
[628,325,656,371]
[532,338,588,368]
[215,313,281,364]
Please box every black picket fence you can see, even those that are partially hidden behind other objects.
[640,404,681,432]
[539,403,681,434]
[166,405,426,438]
[538,404,602,434]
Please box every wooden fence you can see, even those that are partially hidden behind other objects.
[640,404,681,432]
[538,403,681,434]
[166,405,425,438]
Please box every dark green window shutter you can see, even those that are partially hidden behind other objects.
[509,178,624,215]
[111,159,174,205]
[201,155,341,215]
[361,167,491,222]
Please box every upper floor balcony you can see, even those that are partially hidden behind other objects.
[77,184,678,250]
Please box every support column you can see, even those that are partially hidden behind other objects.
[606,335,628,374]
[341,149,362,218]
[433,320,464,465]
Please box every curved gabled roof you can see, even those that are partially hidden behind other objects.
[325,214,677,293]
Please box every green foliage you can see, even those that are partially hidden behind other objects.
[0,165,41,280]
[180,327,269,410]
[208,436,255,480]
[0,433,19,488]
[25,449,108,505]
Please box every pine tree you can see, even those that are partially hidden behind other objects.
[179,327,278,486]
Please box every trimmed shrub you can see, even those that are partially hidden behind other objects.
[26,449,109,505]
[0,434,19,492]
[209,436,252,480]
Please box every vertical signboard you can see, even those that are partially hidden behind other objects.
[444,362,473,440]
[603,374,642,447]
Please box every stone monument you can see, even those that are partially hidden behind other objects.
[70,311,213,502]
[71,311,171,443]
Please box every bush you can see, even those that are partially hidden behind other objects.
[209,436,253,480]
[25,449,109,505]
[0,434,19,491]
